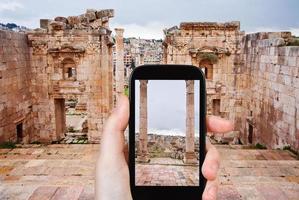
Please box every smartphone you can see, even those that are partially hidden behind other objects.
[128,65,206,200]
[129,64,206,200]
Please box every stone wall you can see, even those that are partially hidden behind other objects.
[0,9,115,144]
[237,32,299,151]
[0,30,33,143]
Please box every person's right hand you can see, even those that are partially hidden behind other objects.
[96,95,234,200]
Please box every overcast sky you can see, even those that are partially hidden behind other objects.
[1,0,299,39]
[135,80,200,136]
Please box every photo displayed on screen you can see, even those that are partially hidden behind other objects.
[135,80,200,186]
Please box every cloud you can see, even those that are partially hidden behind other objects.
[110,21,167,39]
[0,1,23,12]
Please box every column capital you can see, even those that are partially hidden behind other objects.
[115,28,124,36]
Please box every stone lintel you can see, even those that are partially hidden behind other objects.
[47,45,85,53]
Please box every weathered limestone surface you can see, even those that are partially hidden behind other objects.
[0,31,33,143]
[236,32,299,151]
[0,9,115,143]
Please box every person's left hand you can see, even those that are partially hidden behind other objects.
[96,95,234,200]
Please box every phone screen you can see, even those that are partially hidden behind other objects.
[134,80,200,186]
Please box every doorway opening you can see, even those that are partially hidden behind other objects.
[212,99,221,116]
[16,123,23,143]
[54,98,66,141]
[63,97,88,144]
[248,123,253,144]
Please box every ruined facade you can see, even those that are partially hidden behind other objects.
[237,32,299,151]
[1,15,299,152]
[0,9,115,143]
[163,22,243,120]
[163,22,299,152]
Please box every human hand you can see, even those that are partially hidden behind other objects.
[96,95,234,200]
[202,116,234,200]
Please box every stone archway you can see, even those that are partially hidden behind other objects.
[137,80,196,164]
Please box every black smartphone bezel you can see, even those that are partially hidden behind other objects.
[129,64,206,200]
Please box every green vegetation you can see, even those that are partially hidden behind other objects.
[199,53,218,64]
[283,146,299,159]
[124,87,129,97]
[0,141,16,149]
[255,143,267,149]
[30,141,41,144]
[286,37,299,46]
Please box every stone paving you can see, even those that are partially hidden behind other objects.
[136,158,199,186]
[0,144,298,199]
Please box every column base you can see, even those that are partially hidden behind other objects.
[137,154,150,163]
[184,152,197,164]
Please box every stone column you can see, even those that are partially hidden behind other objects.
[140,53,144,65]
[115,28,125,101]
[184,80,197,164]
[137,80,149,162]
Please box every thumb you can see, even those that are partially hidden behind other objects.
[99,94,129,161]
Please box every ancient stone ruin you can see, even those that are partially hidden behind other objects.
[0,12,299,154]
[0,9,116,143]
[163,22,299,151]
